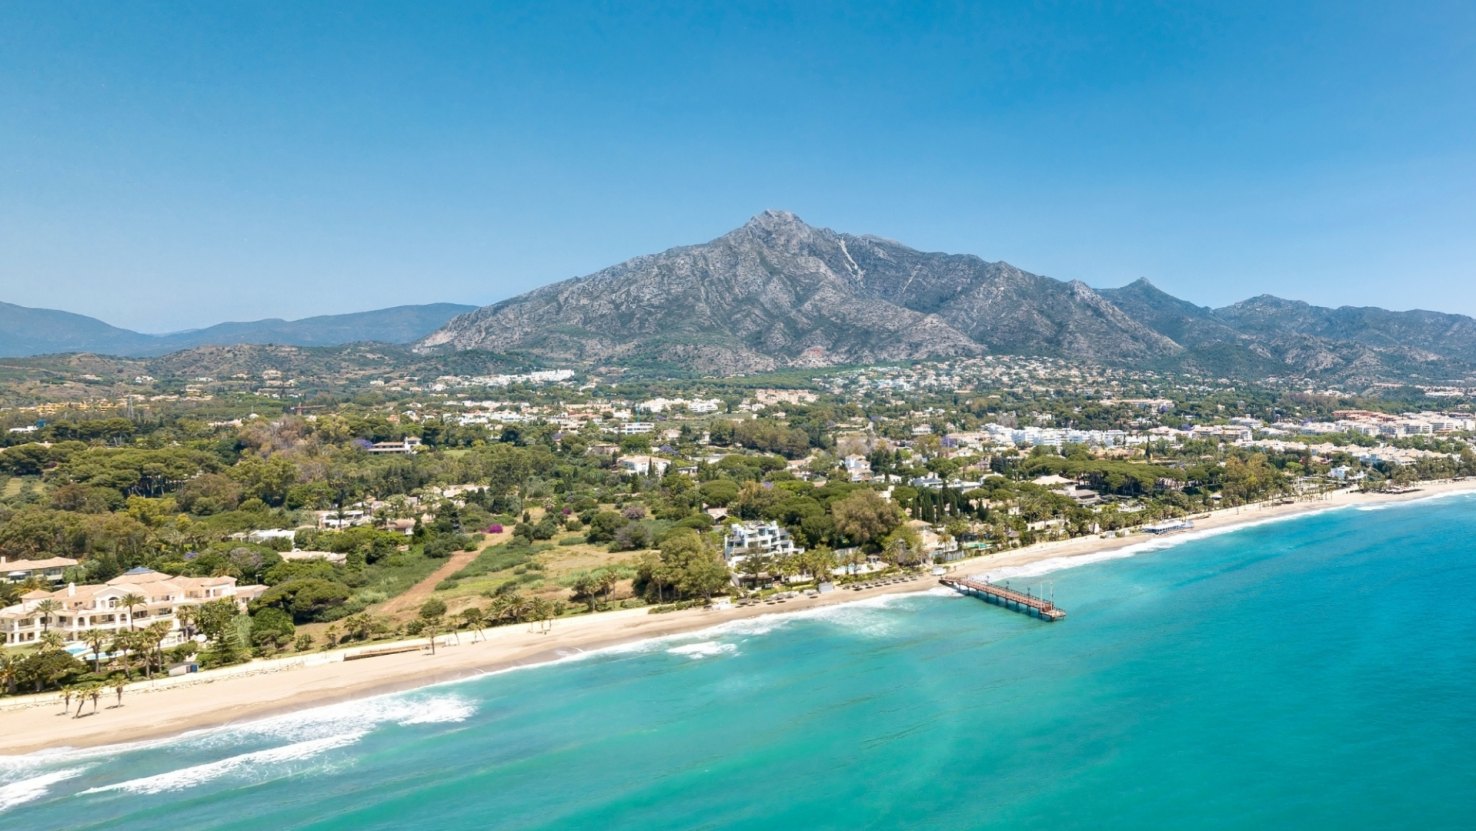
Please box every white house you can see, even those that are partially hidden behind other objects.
[617,455,672,477]
[842,455,873,483]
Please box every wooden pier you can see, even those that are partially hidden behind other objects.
[939,576,1066,622]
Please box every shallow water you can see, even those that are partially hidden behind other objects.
[4,495,1475,830]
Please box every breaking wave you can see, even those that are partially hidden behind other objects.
[0,768,85,812]
[80,732,367,796]
[667,641,738,659]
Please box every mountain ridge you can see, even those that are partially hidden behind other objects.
[419,211,1476,382]
[0,302,477,358]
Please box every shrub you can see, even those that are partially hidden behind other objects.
[611,523,653,551]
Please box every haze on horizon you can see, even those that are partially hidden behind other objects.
[2,2,1474,332]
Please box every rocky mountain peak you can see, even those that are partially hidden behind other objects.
[717,209,835,258]
[742,209,810,231]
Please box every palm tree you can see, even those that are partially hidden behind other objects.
[487,594,514,625]
[145,621,172,677]
[112,675,127,708]
[61,685,75,715]
[88,684,102,715]
[38,630,64,652]
[80,628,109,673]
[596,570,619,606]
[175,605,198,641]
[529,598,554,634]
[119,593,147,630]
[342,613,373,642]
[459,607,486,643]
[111,630,143,680]
[34,598,61,633]
[0,653,19,696]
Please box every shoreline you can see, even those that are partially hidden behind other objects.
[4,479,1473,758]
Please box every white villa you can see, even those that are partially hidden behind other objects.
[723,521,802,566]
[0,567,264,649]
[617,455,672,477]
[365,436,422,454]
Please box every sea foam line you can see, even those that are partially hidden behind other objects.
[0,692,476,772]
[79,731,368,796]
[0,767,86,812]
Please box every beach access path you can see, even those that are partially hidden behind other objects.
[3,479,1472,756]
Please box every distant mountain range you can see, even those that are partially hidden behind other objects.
[418,211,1476,381]
[0,302,477,358]
[8,212,1476,383]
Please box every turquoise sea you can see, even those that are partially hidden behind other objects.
[3,494,1475,830]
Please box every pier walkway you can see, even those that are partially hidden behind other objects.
[939,576,1066,621]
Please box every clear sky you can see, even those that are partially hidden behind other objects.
[2,1,1474,332]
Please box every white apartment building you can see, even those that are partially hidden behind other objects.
[723,521,802,565]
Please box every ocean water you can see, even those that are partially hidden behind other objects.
[4,494,1475,830]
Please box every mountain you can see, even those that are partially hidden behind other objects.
[0,302,477,358]
[1097,279,1282,377]
[0,301,155,357]
[422,212,1476,382]
[420,211,1179,373]
[1210,295,1476,377]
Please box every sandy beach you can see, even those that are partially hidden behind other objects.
[3,479,1472,757]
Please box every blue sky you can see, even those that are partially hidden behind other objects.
[2,1,1474,331]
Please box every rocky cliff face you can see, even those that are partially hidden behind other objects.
[421,211,1476,381]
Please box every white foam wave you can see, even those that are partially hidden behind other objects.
[80,731,366,796]
[182,692,476,750]
[0,768,85,812]
[666,641,738,659]
[398,697,477,725]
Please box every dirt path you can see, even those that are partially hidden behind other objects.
[375,528,511,618]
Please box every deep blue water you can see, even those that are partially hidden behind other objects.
[4,494,1475,830]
